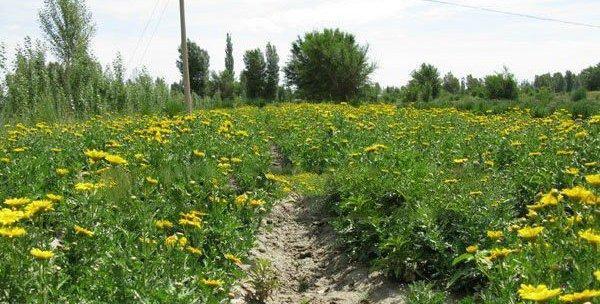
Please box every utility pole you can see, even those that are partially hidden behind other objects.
[179,0,193,113]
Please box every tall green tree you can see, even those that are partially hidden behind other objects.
[533,73,552,89]
[565,70,575,92]
[221,33,235,100]
[408,63,441,101]
[264,43,279,100]
[579,63,600,91]
[284,29,375,102]
[39,0,95,67]
[442,72,460,94]
[552,72,565,92]
[177,40,210,97]
[242,49,266,99]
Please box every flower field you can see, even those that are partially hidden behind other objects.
[1,103,599,303]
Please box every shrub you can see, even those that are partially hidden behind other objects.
[484,69,518,100]
[571,87,587,101]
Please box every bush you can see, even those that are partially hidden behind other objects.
[406,282,448,304]
[484,70,518,100]
[570,87,587,101]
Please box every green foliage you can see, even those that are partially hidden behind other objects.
[406,282,448,304]
[284,28,375,102]
[565,70,575,92]
[580,62,600,91]
[483,69,518,100]
[242,49,266,100]
[177,40,210,97]
[264,43,279,101]
[407,63,442,102]
[571,87,587,102]
[245,259,280,303]
[534,73,553,90]
[225,33,234,77]
[443,72,461,94]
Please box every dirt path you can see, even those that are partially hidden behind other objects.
[232,194,406,304]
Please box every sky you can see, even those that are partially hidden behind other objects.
[1,0,599,87]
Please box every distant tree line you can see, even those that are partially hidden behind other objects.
[1,0,599,122]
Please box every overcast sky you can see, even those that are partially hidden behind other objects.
[1,0,599,87]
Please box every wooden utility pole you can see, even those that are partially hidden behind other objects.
[179,0,193,113]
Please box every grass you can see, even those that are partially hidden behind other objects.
[1,102,599,303]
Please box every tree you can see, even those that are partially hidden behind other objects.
[177,40,210,97]
[552,72,565,93]
[442,72,460,94]
[225,33,234,77]
[484,68,518,100]
[242,49,266,99]
[579,63,600,91]
[565,70,575,92]
[39,0,95,67]
[533,73,552,89]
[284,29,375,102]
[221,34,235,100]
[264,43,279,100]
[408,63,441,101]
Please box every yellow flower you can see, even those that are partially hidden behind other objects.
[0,157,10,163]
[518,284,561,302]
[154,220,174,229]
[487,230,503,240]
[46,194,63,202]
[201,278,224,288]
[565,167,579,175]
[469,191,483,196]
[443,179,459,184]
[75,182,96,192]
[0,209,25,225]
[579,229,600,245]
[488,248,516,261]
[165,235,178,247]
[586,174,600,186]
[453,158,468,164]
[225,253,243,266]
[104,154,127,165]
[146,177,159,185]
[84,149,108,161]
[559,289,600,302]
[179,218,202,229]
[529,189,562,210]
[562,186,597,204]
[575,131,588,138]
[4,197,31,207]
[363,144,387,153]
[186,246,202,255]
[193,150,206,158]
[56,168,70,176]
[235,194,248,205]
[74,225,94,237]
[249,199,265,207]
[528,152,542,156]
[466,245,478,253]
[594,270,600,281]
[23,200,54,217]
[517,226,544,240]
[0,226,27,238]
[30,248,55,260]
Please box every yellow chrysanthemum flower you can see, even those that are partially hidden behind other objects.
[518,284,561,302]
[30,248,55,260]
[488,248,516,261]
[487,230,503,240]
[23,200,54,218]
[0,226,27,238]
[225,253,243,266]
[146,177,159,185]
[565,167,579,175]
[453,158,468,164]
[154,220,174,229]
[46,194,63,202]
[0,208,25,225]
[4,197,31,207]
[595,270,600,281]
[579,229,600,245]
[104,154,127,166]
[56,168,70,176]
[363,144,387,153]
[586,174,600,186]
[186,246,202,255]
[74,225,94,237]
[466,245,478,253]
[517,226,544,240]
[201,278,224,288]
[562,186,597,204]
[559,289,600,302]
[84,149,108,161]
[193,150,206,158]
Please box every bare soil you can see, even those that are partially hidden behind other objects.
[231,194,406,304]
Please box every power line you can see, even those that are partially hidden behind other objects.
[420,0,600,29]
[127,0,161,72]
[138,0,170,71]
